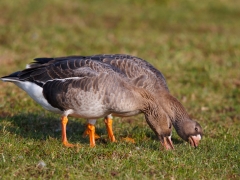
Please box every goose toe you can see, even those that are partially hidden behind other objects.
[62,141,78,148]
[121,137,135,143]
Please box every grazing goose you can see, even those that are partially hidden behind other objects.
[1,57,174,150]
[93,54,203,147]
[52,54,202,147]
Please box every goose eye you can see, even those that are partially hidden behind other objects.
[195,127,198,131]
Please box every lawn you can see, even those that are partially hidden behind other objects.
[0,0,239,179]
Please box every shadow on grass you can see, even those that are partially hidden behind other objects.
[0,113,107,145]
[131,126,184,145]
[0,112,185,149]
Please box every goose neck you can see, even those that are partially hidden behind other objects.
[159,93,189,126]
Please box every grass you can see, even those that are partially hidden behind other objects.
[0,0,240,179]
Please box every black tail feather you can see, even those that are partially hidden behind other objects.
[1,71,21,79]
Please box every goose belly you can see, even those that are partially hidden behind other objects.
[65,87,141,119]
[66,91,109,119]
[13,81,62,113]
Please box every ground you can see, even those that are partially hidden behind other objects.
[0,0,239,179]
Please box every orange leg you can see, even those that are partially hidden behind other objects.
[83,122,100,140]
[104,116,116,142]
[61,116,75,147]
[83,119,100,140]
[83,124,97,147]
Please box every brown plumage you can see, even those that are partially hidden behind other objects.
[95,54,203,147]
[93,54,203,147]
[30,54,202,147]
[1,56,174,149]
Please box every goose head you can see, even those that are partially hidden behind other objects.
[138,89,174,150]
[175,119,203,147]
[144,108,174,150]
[160,92,203,147]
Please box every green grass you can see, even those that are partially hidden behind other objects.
[0,0,240,179]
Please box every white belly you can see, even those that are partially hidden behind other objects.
[13,81,62,113]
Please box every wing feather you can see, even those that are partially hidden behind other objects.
[2,54,168,93]
[42,73,110,111]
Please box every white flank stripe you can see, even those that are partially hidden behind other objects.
[46,77,83,83]
[26,64,32,69]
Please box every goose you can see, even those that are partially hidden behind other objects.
[1,57,174,150]
[90,54,203,147]
[38,54,202,147]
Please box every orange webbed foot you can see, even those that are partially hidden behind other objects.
[62,141,77,148]
[121,137,135,143]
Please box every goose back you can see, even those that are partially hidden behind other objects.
[25,54,169,93]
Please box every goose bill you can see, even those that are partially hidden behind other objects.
[161,136,174,150]
[188,134,201,147]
